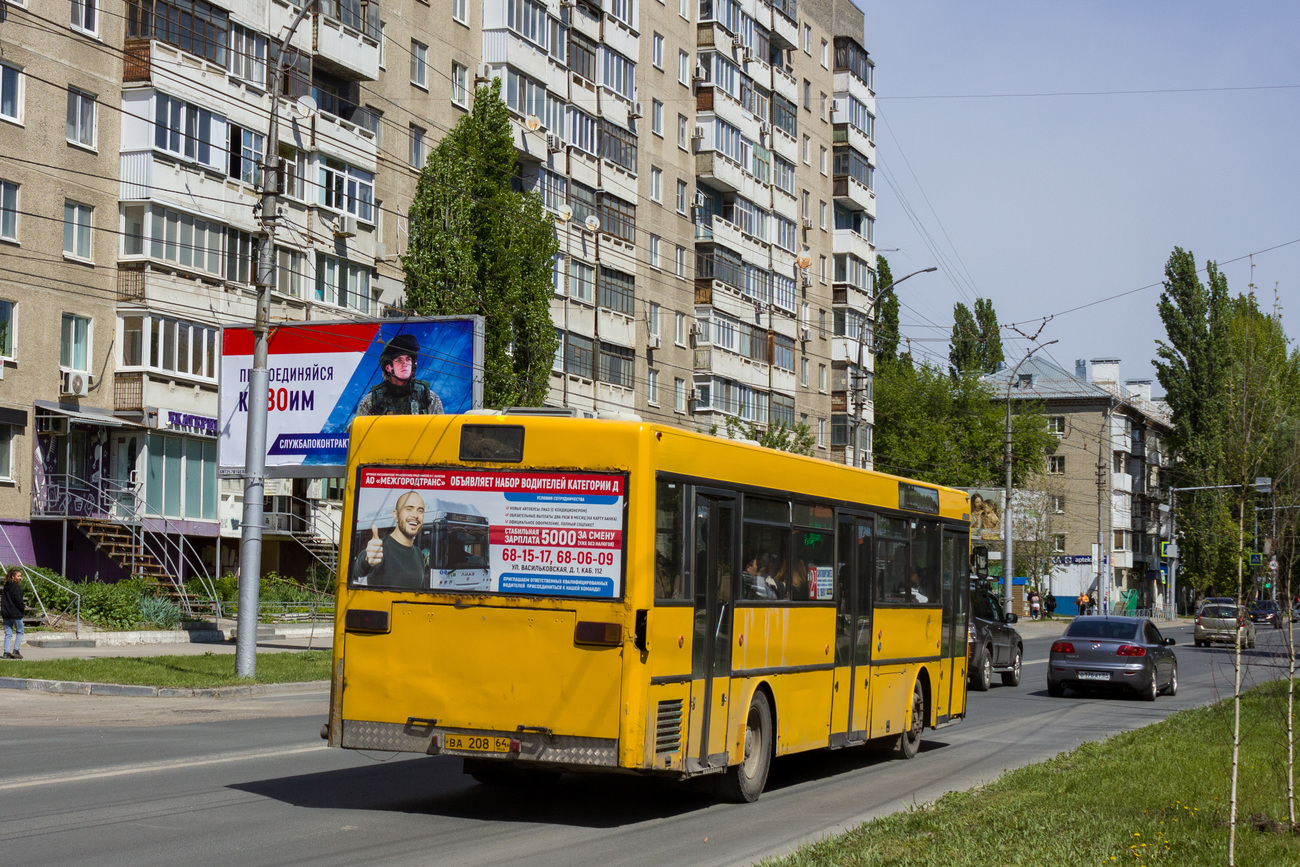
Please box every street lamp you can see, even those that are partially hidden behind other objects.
[847,266,937,466]
[1001,340,1058,616]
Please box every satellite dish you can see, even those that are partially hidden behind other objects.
[525,114,541,132]
[584,215,600,232]
[294,95,318,118]
[558,205,573,222]
[796,248,812,270]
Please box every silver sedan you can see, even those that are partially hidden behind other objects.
[1047,616,1177,701]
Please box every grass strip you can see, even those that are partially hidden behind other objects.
[765,680,1300,866]
[0,651,331,688]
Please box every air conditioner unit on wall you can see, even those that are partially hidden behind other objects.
[692,191,707,208]
[689,321,705,336]
[60,370,90,397]
[732,35,744,49]
[743,47,755,63]
[334,215,358,238]
[688,388,700,402]
[630,102,643,119]
[546,133,564,153]
[648,335,661,350]
[800,326,812,342]
[692,65,706,83]
[37,415,68,435]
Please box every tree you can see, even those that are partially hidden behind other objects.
[948,298,1004,377]
[874,255,900,366]
[402,79,559,408]
[1153,247,1233,591]
[714,417,816,456]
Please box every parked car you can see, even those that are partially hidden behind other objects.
[1047,616,1177,701]
[1194,604,1256,648]
[1248,599,1284,629]
[968,583,1023,691]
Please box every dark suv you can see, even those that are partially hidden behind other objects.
[969,584,1023,691]
[1248,599,1284,629]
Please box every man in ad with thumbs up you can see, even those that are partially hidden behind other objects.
[354,490,427,588]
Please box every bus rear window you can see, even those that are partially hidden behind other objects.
[349,466,626,599]
[460,425,525,462]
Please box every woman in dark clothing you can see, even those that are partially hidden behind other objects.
[3,567,27,659]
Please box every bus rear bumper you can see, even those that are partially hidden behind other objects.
[339,719,620,768]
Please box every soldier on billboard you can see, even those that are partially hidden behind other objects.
[354,333,445,417]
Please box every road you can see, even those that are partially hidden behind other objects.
[1,623,1294,867]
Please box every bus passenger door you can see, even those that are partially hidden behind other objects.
[834,515,873,742]
[689,493,735,770]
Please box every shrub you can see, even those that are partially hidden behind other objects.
[80,581,141,630]
[138,595,183,629]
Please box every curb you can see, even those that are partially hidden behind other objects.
[0,676,328,698]
[27,623,334,647]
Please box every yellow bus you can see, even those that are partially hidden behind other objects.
[325,413,971,801]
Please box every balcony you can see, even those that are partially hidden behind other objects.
[833,174,874,213]
[314,3,381,81]
[833,123,873,161]
[696,151,745,193]
[1112,472,1133,493]
[833,228,873,262]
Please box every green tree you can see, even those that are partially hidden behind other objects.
[948,298,1004,377]
[874,255,900,366]
[873,361,1052,488]
[1153,247,1232,590]
[402,80,559,407]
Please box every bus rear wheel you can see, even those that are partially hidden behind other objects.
[716,691,773,803]
[898,680,925,759]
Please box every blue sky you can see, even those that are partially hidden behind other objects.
[856,2,1300,391]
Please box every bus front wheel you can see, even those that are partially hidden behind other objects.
[716,691,773,803]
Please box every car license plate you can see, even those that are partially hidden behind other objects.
[1077,671,1111,681]
[444,734,512,753]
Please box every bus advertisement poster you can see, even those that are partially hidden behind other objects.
[218,317,484,476]
[349,468,626,598]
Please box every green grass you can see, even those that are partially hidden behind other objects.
[0,651,331,688]
[765,681,1300,866]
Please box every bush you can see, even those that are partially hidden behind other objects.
[138,595,183,629]
[80,581,141,630]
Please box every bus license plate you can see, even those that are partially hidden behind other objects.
[444,734,512,753]
[1077,671,1110,681]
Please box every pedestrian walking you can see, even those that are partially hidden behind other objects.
[1029,589,1042,620]
[2,567,27,659]
[1044,592,1057,619]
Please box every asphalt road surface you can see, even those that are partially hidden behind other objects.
[1,623,1294,867]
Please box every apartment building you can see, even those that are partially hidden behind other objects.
[0,0,880,586]
[985,357,1172,613]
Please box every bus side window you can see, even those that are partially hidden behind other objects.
[655,479,688,601]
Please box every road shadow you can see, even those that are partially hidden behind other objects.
[232,735,950,825]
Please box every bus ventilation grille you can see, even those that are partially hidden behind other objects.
[655,699,684,753]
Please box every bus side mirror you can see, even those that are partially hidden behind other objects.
[972,546,989,579]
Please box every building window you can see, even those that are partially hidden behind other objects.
[61,312,90,372]
[601,46,635,100]
[818,255,826,282]
[821,39,829,68]
[675,378,686,412]
[154,93,218,168]
[652,32,664,68]
[819,146,827,175]
[121,313,218,380]
[652,99,663,135]
[650,167,662,202]
[800,357,808,386]
[452,63,469,107]
[121,203,224,276]
[1113,530,1130,552]
[0,63,21,123]
[677,114,689,149]
[597,194,636,244]
[0,180,16,241]
[803,79,811,110]
[1050,495,1065,514]
[648,369,659,404]
[648,301,660,338]
[411,40,428,87]
[453,0,467,24]
[1052,534,1066,554]
[569,30,597,80]
[675,245,686,278]
[72,0,99,34]
[227,124,264,186]
[803,24,812,52]
[1048,455,1065,474]
[316,252,372,313]
[817,418,825,447]
[678,50,689,86]
[675,311,686,346]
[229,24,268,86]
[321,159,374,222]
[63,201,92,260]
[144,433,218,521]
[1049,415,1066,435]
[409,124,427,168]
[598,266,635,315]
[649,235,660,269]
[599,342,635,388]
[818,364,827,392]
[819,201,827,229]
[0,298,14,359]
[0,424,11,480]
[66,88,96,148]
[570,261,594,303]
[565,333,594,379]
[676,179,687,213]
[276,247,304,298]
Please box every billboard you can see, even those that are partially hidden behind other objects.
[219,317,483,475]
[963,487,1004,542]
[348,467,626,598]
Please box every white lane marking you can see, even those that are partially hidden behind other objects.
[0,743,328,792]
[1024,658,1049,666]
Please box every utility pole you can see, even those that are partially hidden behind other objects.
[237,1,315,679]
[1096,405,1109,615]
[849,266,935,468]
[1000,339,1057,616]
